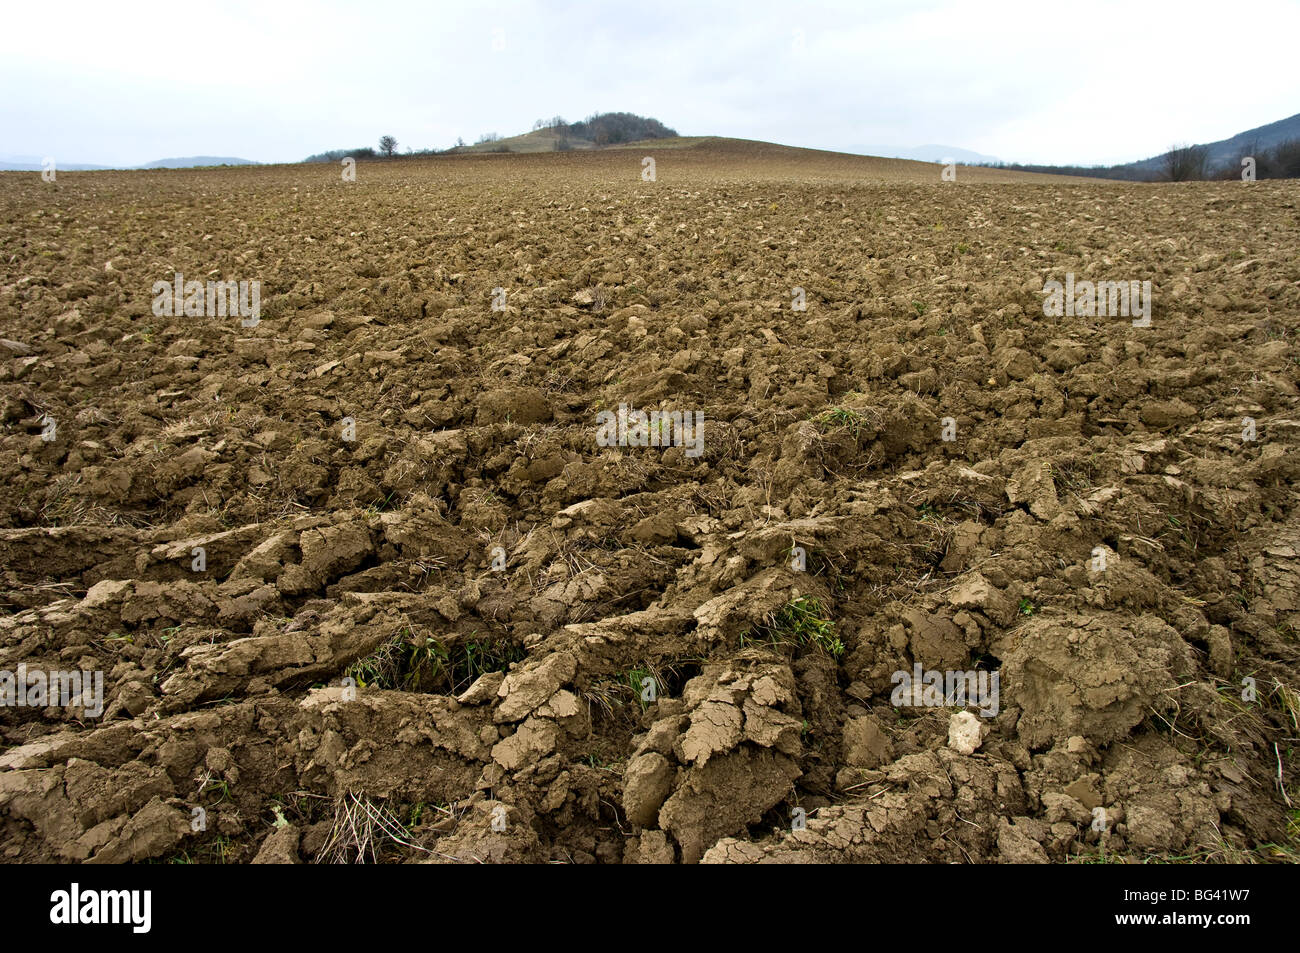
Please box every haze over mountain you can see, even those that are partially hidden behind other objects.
[0,155,112,172]
[0,154,257,172]
[865,145,1003,164]
[138,157,259,169]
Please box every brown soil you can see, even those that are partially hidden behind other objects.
[1,140,1298,864]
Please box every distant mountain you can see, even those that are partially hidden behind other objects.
[0,154,258,171]
[870,144,1002,164]
[138,156,258,169]
[0,154,112,171]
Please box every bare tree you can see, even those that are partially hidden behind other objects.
[1163,142,1208,182]
[378,135,398,158]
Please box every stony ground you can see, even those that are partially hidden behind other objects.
[1,141,1297,863]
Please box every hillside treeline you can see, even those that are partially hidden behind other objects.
[981,137,1300,182]
[556,112,678,146]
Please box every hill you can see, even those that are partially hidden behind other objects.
[1124,112,1300,174]
[433,135,1099,184]
[985,111,1300,181]
[452,112,679,154]
[300,113,680,160]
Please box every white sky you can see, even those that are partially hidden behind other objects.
[2,0,1296,167]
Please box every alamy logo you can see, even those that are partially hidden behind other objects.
[50,883,151,933]
[891,663,1000,717]
[152,273,260,326]
[1042,273,1151,326]
[0,665,103,717]
[595,404,704,458]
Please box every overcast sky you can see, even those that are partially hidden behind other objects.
[2,0,1296,167]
